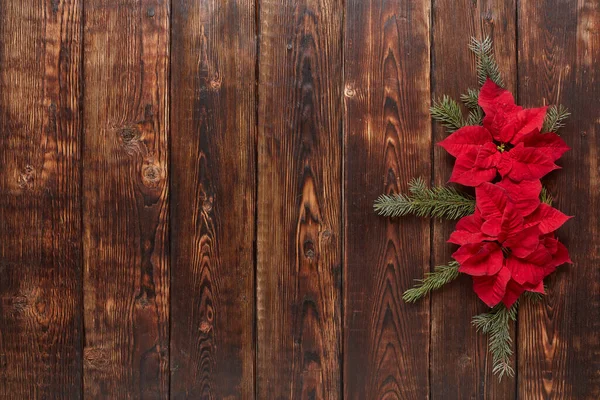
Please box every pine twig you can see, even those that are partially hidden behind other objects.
[472,303,518,379]
[431,95,466,133]
[469,36,504,87]
[542,105,570,133]
[403,261,460,303]
[373,178,475,220]
[461,88,480,110]
[540,187,554,205]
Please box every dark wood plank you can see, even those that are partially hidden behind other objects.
[256,0,343,397]
[82,1,170,397]
[517,1,600,398]
[343,1,431,398]
[430,1,517,398]
[170,0,256,398]
[0,0,83,398]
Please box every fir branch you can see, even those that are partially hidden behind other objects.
[540,187,554,205]
[472,303,518,379]
[467,107,484,126]
[542,105,570,133]
[469,36,504,87]
[461,88,480,110]
[431,95,466,132]
[461,88,484,125]
[523,290,545,303]
[373,178,475,220]
[403,261,460,303]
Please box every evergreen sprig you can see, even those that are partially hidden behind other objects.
[402,261,460,303]
[461,88,484,125]
[373,178,475,219]
[542,105,570,133]
[431,96,466,132]
[540,187,554,205]
[472,303,518,379]
[461,88,480,109]
[469,37,504,87]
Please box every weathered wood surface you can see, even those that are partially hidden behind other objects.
[256,0,343,398]
[82,0,170,398]
[343,0,432,398]
[0,0,597,398]
[430,1,517,399]
[170,0,256,398]
[0,0,83,398]
[517,0,600,398]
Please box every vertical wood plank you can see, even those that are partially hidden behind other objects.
[256,0,343,397]
[82,0,170,397]
[430,1,517,398]
[518,1,600,398]
[0,0,83,398]
[343,1,432,398]
[170,0,256,398]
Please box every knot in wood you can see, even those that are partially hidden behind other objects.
[344,85,356,97]
[303,240,316,260]
[202,196,214,213]
[199,320,213,334]
[118,126,140,144]
[84,348,111,371]
[142,164,163,188]
[17,165,35,189]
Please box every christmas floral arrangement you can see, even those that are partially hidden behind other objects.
[374,38,572,379]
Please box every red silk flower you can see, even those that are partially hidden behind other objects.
[438,79,569,186]
[448,182,571,307]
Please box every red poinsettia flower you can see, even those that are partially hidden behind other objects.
[438,79,569,186]
[448,182,571,307]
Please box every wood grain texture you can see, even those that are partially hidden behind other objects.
[82,0,170,398]
[343,1,431,398]
[170,0,256,398]
[0,0,83,398]
[430,1,517,399]
[256,0,343,398]
[0,0,83,399]
[517,1,600,398]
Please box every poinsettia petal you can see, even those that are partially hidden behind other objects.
[497,178,541,216]
[481,217,502,237]
[497,153,513,177]
[504,225,540,258]
[502,143,559,181]
[499,202,525,241]
[475,182,508,218]
[448,213,486,245]
[502,280,526,308]
[474,142,502,168]
[472,266,511,307]
[550,240,572,267]
[478,79,517,116]
[523,241,553,265]
[453,242,504,276]
[506,256,546,285]
[509,106,548,144]
[524,203,572,234]
[520,130,570,161]
[449,149,498,187]
[503,280,545,308]
[438,126,494,157]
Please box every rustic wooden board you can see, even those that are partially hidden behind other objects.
[256,0,343,397]
[343,1,432,398]
[82,0,170,397]
[0,0,83,398]
[430,1,517,398]
[170,0,256,398]
[517,1,600,398]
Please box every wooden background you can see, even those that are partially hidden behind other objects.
[0,0,598,398]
